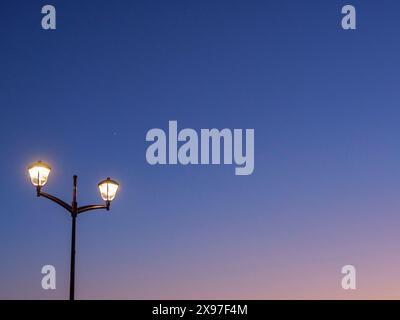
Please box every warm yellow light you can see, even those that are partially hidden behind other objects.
[28,161,51,187]
[98,177,119,201]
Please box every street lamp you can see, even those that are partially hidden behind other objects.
[27,161,119,300]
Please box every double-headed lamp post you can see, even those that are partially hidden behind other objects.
[27,161,119,301]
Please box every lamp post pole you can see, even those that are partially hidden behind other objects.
[70,175,78,301]
[70,211,77,300]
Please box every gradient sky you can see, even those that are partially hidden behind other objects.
[1,0,400,299]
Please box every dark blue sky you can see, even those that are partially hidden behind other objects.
[2,0,400,299]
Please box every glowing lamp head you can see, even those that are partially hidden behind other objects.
[98,177,119,202]
[28,161,51,187]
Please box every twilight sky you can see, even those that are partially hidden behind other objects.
[1,0,400,299]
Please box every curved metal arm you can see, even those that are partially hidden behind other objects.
[38,190,72,213]
[78,202,110,214]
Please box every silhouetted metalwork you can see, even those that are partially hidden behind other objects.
[36,175,111,300]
